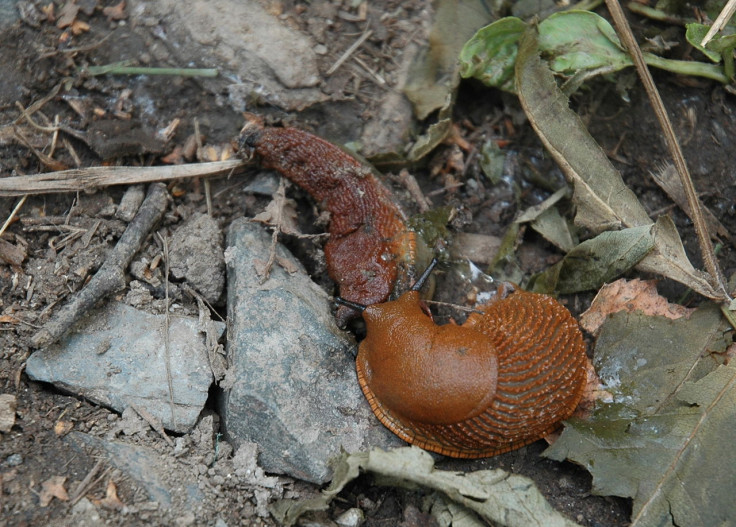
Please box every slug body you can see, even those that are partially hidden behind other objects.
[239,118,416,323]
[357,287,587,458]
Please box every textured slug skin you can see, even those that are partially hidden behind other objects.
[239,118,415,324]
[357,288,587,458]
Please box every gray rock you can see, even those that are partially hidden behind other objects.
[65,431,204,508]
[223,219,401,484]
[26,302,224,433]
[169,212,225,304]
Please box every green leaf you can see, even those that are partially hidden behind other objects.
[531,224,655,294]
[545,304,734,527]
[538,11,632,74]
[685,23,722,62]
[460,13,728,93]
[459,17,527,93]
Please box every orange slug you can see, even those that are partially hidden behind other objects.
[341,260,587,458]
[239,116,416,324]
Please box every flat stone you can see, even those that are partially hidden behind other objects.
[223,219,401,484]
[26,302,224,433]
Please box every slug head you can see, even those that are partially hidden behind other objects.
[356,291,499,427]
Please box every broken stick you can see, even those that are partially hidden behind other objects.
[31,183,169,348]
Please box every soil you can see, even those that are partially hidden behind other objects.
[1,1,734,526]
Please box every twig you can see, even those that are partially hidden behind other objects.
[700,0,736,47]
[30,183,169,348]
[327,28,373,75]
[0,195,28,238]
[0,160,244,197]
[11,83,62,125]
[194,118,213,216]
[130,403,174,447]
[69,459,104,504]
[398,169,432,212]
[605,0,730,300]
[156,232,177,432]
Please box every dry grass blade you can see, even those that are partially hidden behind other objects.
[0,161,245,197]
[605,0,730,300]
[700,0,736,47]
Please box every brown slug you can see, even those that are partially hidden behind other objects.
[238,116,417,324]
[342,260,587,458]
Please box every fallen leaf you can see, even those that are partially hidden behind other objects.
[272,447,581,527]
[275,256,299,274]
[580,278,694,335]
[404,0,493,119]
[530,224,655,294]
[71,19,90,35]
[650,163,730,242]
[56,2,80,29]
[252,197,300,236]
[102,0,126,21]
[0,238,25,266]
[39,475,69,507]
[545,303,733,527]
[54,420,74,437]
[92,480,124,510]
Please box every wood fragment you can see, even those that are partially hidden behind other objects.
[327,29,373,75]
[30,183,169,348]
[130,403,174,447]
[69,459,104,504]
[0,161,244,197]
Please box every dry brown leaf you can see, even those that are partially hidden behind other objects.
[102,0,126,21]
[38,475,69,507]
[54,420,74,437]
[276,255,299,274]
[70,19,90,35]
[253,257,269,278]
[92,480,124,510]
[252,197,300,236]
[650,163,730,242]
[580,278,694,335]
[56,2,79,29]
[0,239,26,266]
[41,2,55,22]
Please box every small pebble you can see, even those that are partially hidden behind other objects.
[335,507,365,527]
[5,453,23,466]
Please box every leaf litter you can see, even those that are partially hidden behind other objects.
[457,8,736,527]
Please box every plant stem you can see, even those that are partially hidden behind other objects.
[86,65,218,77]
[605,0,730,301]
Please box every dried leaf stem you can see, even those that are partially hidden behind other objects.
[605,0,730,300]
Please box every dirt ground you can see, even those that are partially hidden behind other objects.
[1,1,735,526]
